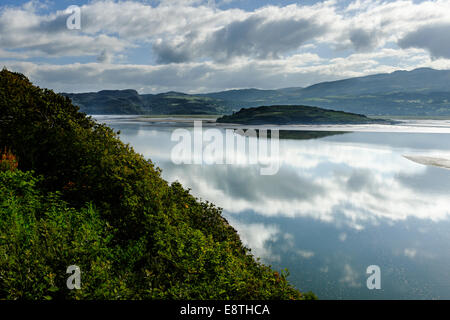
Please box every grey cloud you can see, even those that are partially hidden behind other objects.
[345,169,385,200]
[398,24,450,59]
[153,15,328,63]
[153,42,193,64]
[38,14,70,34]
[349,28,379,52]
[210,16,328,59]
[346,169,375,192]
[397,166,450,195]
[97,50,113,63]
[0,7,127,58]
[153,31,200,64]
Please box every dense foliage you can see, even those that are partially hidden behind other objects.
[0,69,315,300]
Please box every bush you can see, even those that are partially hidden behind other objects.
[0,147,18,172]
[0,170,131,299]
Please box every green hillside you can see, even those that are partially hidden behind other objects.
[63,90,228,115]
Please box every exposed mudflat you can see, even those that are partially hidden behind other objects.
[403,155,450,170]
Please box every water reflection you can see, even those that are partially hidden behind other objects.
[99,118,450,299]
[114,125,450,228]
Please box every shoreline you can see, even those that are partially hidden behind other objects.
[91,115,450,134]
[403,155,450,170]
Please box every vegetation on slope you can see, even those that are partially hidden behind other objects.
[217,105,389,125]
[0,69,315,300]
[63,90,228,115]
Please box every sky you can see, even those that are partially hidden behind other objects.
[1,0,450,93]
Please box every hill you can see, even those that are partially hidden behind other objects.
[206,68,450,116]
[63,68,450,116]
[63,90,228,115]
[298,68,450,97]
[0,68,314,300]
[217,105,389,125]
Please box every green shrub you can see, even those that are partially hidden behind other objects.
[0,170,129,299]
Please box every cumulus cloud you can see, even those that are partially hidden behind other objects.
[0,3,129,58]
[2,0,450,92]
[398,24,450,59]
[153,14,329,63]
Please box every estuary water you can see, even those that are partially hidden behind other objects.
[94,115,450,300]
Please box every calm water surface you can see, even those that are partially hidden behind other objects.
[95,116,450,299]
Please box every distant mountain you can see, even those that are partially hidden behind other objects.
[140,92,229,115]
[206,68,450,115]
[299,68,450,97]
[62,90,228,115]
[289,68,450,116]
[199,88,289,108]
[216,105,390,125]
[63,89,143,114]
[63,68,450,116]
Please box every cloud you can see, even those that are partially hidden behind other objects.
[97,50,113,63]
[153,13,329,63]
[404,248,417,258]
[227,217,280,261]
[339,264,361,288]
[349,28,379,52]
[296,249,315,259]
[398,24,450,59]
[320,266,329,273]
[2,49,418,93]
[2,0,450,92]
[0,3,129,58]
